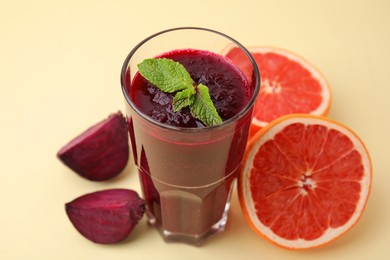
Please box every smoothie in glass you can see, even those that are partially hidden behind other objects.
[121,27,260,245]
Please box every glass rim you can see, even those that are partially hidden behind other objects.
[120,26,260,133]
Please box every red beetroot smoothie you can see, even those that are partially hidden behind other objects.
[125,49,254,243]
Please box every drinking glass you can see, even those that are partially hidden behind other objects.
[121,27,260,245]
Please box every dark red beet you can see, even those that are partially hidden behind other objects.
[65,189,145,244]
[57,111,129,181]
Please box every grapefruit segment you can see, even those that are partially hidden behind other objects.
[238,114,372,249]
[223,46,331,136]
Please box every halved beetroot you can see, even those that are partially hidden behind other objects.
[57,112,129,181]
[65,189,145,244]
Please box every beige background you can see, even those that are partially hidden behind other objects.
[1,0,389,259]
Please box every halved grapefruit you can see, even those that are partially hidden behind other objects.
[224,46,331,137]
[238,114,372,249]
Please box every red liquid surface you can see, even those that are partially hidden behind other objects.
[130,49,250,127]
[125,49,254,243]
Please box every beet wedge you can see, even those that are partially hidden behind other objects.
[65,189,145,244]
[57,112,129,181]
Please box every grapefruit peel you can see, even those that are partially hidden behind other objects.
[238,114,372,249]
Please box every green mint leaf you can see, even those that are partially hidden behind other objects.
[137,58,223,127]
[137,58,194,93]
[173,88,196,112]
[190,84,223,126]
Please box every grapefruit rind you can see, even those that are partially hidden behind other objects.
[238,114,372,249]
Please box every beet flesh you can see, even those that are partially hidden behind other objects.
[65,189,145,244]
[57,111,129,181]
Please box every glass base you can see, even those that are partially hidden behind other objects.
[147,198,232,246]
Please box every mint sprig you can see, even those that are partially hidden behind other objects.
[137,58,222,126]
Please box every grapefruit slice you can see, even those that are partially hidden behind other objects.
[238,114,372,249]
[224,46,331,137]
